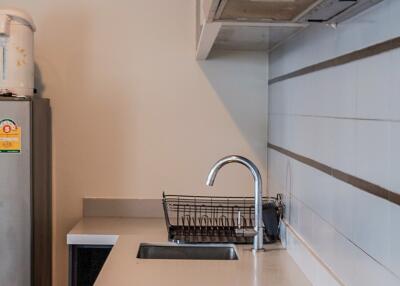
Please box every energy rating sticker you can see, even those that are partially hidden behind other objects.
[0,119,21,153]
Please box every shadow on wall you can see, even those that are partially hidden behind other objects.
[34,63,45,97]
[198,49,268,167]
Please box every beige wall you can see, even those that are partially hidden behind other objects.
[2,0,267,285]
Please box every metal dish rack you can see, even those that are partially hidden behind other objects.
[162,192,283,244]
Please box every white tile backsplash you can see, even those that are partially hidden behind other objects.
[322,221,356,285]
[269,63,358,119]
[328,179,355,239]
[388,49,400,121]
[271,48,400,122]
[355,52,395,119]
[321,64,357,118]
[289,192,301,231]
[286,223,341,286]
[267,148,287,196]
[310,210,337,265]
[270,115,357,176]
[268,114,283,147]
[355,120,391,189]
[389,0,400,32]
[268,1,400,284]
[287,196,400,286]
[352,245,400,286]
[352,190,391,267]
[390,123,400,194]
[389,203,400,277]
[318,118,357,175]
[268,148,400,284]
[270,115,396,195]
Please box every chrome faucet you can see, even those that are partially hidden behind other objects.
[206,155,264,251]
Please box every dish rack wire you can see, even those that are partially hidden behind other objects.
[162,192,283,244]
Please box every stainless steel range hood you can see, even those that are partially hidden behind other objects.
[196,0,384,59]
[213,0,317,22]
[212,0,384,24]
[298,0,384,23]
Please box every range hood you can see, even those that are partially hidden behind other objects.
[211,0,384,24]
[196,0,384,60]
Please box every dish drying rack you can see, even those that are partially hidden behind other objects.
[162,192,283,244]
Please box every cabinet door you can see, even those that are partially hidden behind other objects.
[69,245,113,286]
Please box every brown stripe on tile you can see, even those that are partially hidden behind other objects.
[269,36,400,85]
[268,143,400,206]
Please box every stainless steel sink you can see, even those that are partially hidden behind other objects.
[136,243,239,260]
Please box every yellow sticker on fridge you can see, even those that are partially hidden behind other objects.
[0,119,21,153]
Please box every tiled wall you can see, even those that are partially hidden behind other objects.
[268,1,400,285]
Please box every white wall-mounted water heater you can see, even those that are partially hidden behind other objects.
[0,8,35,97]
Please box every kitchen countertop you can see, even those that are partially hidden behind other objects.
[67,217,311,286]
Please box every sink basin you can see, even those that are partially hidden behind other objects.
[136,243,239,260]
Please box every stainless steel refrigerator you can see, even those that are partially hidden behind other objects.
[0,97,52,286]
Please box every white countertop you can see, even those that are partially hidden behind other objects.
[67,217,164,245]
[67,217,311,286]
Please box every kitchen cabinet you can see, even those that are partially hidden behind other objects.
[69,245,113,286]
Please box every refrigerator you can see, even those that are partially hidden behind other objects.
[0,97,52,286]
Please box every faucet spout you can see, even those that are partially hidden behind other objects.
[206,155,264,251]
